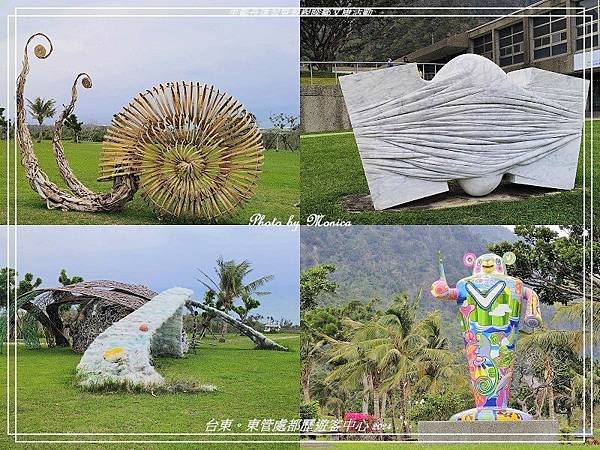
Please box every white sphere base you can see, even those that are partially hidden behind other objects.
[458,175,503,196]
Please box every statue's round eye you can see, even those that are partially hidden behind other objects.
[476,261,481,266]
[496,258,502,265]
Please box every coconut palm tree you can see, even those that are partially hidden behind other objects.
[198,257,273,340]
[301,335,326,402]
[26,97,55,142]
[518,327,584,420]
[325,294,456,434]
[325,330,377,415]
[364,315,454,433]
[554,299,600,333]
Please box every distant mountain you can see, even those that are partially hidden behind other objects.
[470,225,520,245]
[301,225,517,303]
[300,225,519,349]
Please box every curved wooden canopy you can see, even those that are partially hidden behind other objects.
[17,280,157,348]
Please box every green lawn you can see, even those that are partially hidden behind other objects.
[0,333,300,448]
[300,72,339,86]
[300,120,599,225]
[1,140,299,225]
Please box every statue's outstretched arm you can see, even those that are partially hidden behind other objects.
[523,287,542,328]
[431,251,460,301]
[431,280,459,301]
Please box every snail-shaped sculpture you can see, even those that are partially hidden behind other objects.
[16,34,264,220]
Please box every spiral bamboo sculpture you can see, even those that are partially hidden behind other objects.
[100,83,264,219]
[16,34,264,220]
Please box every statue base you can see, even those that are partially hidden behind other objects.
[450,407,532,421]
[417,419,559,442]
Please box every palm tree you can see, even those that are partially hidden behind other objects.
[554,299,600,333]
[325,294,456,434]
[301,335,325,402]
[64,113,83,143]
[198,257,273,340]
[325,330,375,415]
[518,328,584,420]
[26,97,55,142]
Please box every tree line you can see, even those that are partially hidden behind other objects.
[3,256,295,348]
[1,102,300,151]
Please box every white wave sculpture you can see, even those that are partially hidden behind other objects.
[339,54,590,209]
[77,287,191,388]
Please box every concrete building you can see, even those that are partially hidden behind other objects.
[399,0,599,112]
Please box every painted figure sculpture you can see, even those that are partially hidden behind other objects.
[340,54,590,209]
[431,251,542,421]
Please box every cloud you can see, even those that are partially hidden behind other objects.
[1,225,300,322]
[1,2,299,127]
[489,304,511,317]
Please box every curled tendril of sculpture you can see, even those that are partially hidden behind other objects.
[17,34,137,212]
[29,33,52,59]
[51,72,96,198]
[17,34,264,220]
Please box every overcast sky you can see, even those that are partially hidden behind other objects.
[2,225,300,323]
[1,1,299,127]
[503,225,567,236]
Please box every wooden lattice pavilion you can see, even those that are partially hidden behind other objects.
[17,280,157,353]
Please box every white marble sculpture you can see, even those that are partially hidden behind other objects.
[339,54,590,210]
[77,287,191,388]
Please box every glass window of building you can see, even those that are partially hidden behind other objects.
[532,9,568,59]
[575,0,599,51]
[498,22,524,66]
[473,33,493,60]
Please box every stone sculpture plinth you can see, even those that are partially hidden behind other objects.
[339,54,590,210]
[418,420,560,442]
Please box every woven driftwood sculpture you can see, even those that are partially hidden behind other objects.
[17,280,157,353]
[17,34,137,212]
[17,34,264,219]
[16,279,287,353]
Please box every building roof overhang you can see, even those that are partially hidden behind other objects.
[397,32,469,63]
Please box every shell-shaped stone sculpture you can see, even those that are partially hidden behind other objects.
[340,54,590,210]
[100,83,264,219]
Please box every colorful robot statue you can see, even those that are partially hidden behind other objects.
[431,252,542,421]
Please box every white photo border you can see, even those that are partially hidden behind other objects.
[5,4,595,444]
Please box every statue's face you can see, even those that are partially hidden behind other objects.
[473,253,505,276]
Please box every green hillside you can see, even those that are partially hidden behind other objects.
[300,225,518,348]
[301,225,516,302]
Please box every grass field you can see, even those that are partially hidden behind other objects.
[300,72,339,86]
[300,120,600,225]
[0,333,299,449]
[1,140,299,225]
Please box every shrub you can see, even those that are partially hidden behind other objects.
[300,400,320,420]
[408,390,473,422]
